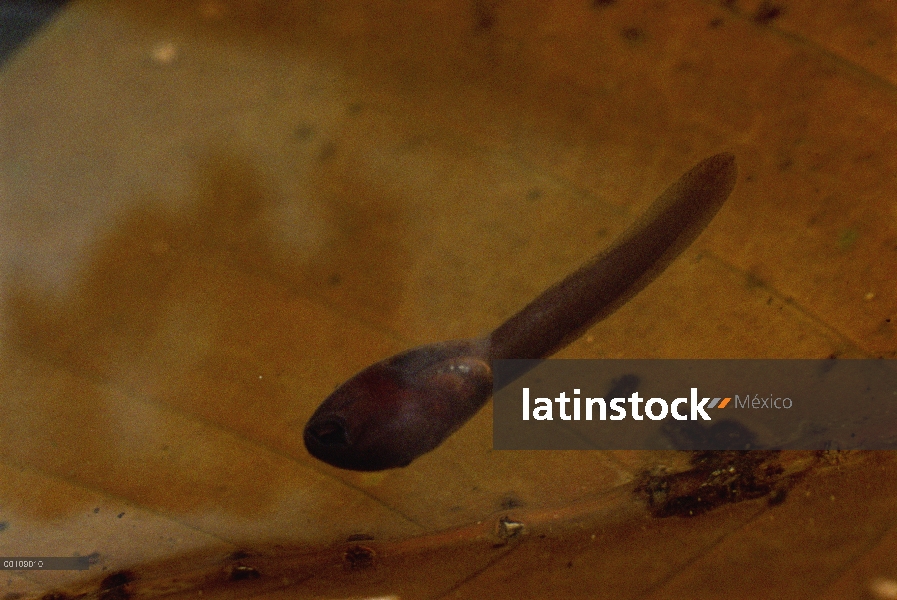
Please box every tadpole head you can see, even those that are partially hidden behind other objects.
[304,341,492,471]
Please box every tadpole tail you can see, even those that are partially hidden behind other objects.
[488,153,737,361]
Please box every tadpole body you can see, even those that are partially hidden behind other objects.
[304,154,738,471]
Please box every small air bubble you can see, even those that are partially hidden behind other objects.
[151,42,179,65]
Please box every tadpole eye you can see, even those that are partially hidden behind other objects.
[305,417,350,448]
